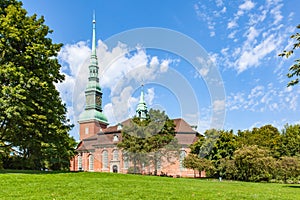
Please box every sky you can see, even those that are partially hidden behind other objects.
[21,0,300,140]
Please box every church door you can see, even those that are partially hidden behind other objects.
[113,165,118,173]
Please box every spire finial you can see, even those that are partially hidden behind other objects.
[140,84,145,103]
[91,12,97,58]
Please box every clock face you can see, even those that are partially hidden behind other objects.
[96,95,101,106]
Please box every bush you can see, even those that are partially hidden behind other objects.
[275,156,300,183]
[233,146,276,182]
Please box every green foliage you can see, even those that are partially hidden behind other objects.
[275,156,300,183]
[189,134,205,154]
[186,124,300,182]
[279,24,300,86]
[118,109,177,174]
[209,130,237,161]
[218,158,238,180]
[197,129,220,158]
[0,0,76,170]
[183,153,214,177]
[280,124,300,157]
[237,125,281,158]
[233,146,276,182]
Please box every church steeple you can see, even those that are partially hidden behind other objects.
[90,13,97,71]
[136,85,148,119]
[78,14,108,129]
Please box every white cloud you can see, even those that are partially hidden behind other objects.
[215,0,223,7]
[58,41,90,76]
[239,0,255,11]
[227,20,238,29]
[227,84,300,112]
[246,26,259,42]
[213,99,225,112]
[160,59,170,73]
[57,39,177,129]
[270,3,283,25]
[235,34,277,73]
[145,88,155,106]
[221,7,226,13]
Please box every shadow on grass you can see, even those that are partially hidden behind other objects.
[0,169,82,175]
[284,185,300,188]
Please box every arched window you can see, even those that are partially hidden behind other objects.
[156,152,161,170]
[89,154,94,171]
[78,154,82,171]
[113,149,119,161]
[102,150,108,169]
[123,151,129,169]
[179,150,186,170]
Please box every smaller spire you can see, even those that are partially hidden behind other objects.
[136,85,148,119]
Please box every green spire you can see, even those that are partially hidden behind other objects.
[136,85,148,119]
[89,13,98,80]
[91,12,97,67]
[78,14,108,124]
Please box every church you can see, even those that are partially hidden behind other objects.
[70,18,201,177]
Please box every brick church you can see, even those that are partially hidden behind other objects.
[70,17,201,177]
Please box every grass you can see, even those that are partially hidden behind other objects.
[0,170,299,200]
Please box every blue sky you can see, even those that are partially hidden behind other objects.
[21,0,300,140]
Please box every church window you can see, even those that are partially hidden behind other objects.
[156,153,161,170]
[78,154,82,171]
[179,150,186,170]
[117,123,122,131]
[102,150,108,169]
[123,152,129,169]
[113,149,119,161]
[113,134,119,142]
[89,154,94,171]
[85,127,89,135]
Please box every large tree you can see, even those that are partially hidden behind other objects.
[118,109,177,174]
[280,124,300,157]
[0,0,76,170]
[279,24,300,86]
[237,125,281,158]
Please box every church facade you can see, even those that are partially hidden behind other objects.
[70,18,202,177]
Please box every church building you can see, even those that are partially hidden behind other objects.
[70,17,201,177]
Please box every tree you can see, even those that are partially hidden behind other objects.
[183,154,214,178]
[279,24,300,86]
[237,125,281,158]
[209,130,237,161]
[118,109,176,174]
[197,129,220,158]
[0,0,76,170]
[233,145,276,182]
[189,134,205,155]
[280,124,300,157]
[275,156,300,183]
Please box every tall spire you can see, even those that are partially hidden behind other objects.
[89,13,98,77]
[78,13,108,125]
[136,85,148,119]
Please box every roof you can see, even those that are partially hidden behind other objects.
[76,118,198,151]
[173,118,197,133]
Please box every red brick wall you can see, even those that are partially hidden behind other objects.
[70,146,205,178]
[79,120,108,140]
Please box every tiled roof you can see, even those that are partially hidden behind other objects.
[77,118,198,151]
[173,118,197,133]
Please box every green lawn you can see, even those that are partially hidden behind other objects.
[0,170,299,200]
